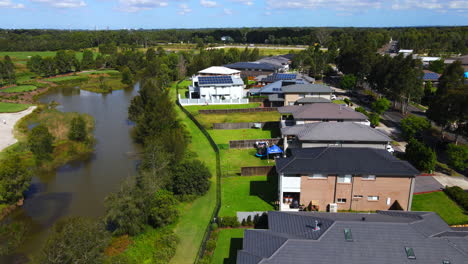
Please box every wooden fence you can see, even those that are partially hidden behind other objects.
[199,107,277,114]
[213,121,279,130]
[229,138,281,149]
[241,166,277,176]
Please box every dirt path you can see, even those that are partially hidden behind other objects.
[0,106,36,152]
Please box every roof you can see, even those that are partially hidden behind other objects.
[281,83,333,94]
[256,56,290,67]
[237,211,468,264]
[281,122,391,142]
[278,103,368,121]
[198,66,240,75]
[258,80,303,94]
[423,70,441,81]
[295,97,330,104]
[268,93,284,102]
[197,75,244,87]
[261,73,297,83]
[224,62,281,71]
[276,147,419,176]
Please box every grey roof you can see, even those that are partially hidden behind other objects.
[295,97,331,104]
[281,122,391,142]
[237,211,468,264]
[278,103,368,121]
[258,80,305,94]
[268,93,284,102]
[275,147,419,176]
[281,84,333,94]
[256,56,290,67]
[224,62,280,71]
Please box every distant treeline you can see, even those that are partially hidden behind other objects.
[0,27,467,53]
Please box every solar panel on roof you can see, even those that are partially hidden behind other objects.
[423,72,440,80]
[198,76,233,85]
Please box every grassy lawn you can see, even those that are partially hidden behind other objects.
[185,103,261,115]
[0,85,37,93]
[412,192,468,225]
[0,102,31,113]
[169,81,218,264]
[332,100,346,105]
[79,75,126,93]
[209,129,277,145]
[194,112,280,129]
[220,149,273,176]
[78,69,120,75]
[177,80,192,99]
[46,75,88,83]
[211,229,246,264]
[220,175,276,217]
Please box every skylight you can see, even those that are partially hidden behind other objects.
[344,228,353,242]
[405,247,416,259]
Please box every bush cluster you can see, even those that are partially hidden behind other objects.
[444,186,468,210]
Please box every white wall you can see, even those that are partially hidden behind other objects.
[281,175,301,192]
[199,85,244,100]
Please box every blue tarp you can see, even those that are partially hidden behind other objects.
[464,72,468,78]
[267,145,283,154]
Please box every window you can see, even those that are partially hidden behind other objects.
[405,247,416,259]
[353,195,363,199]
[344,228,353,242]
[362,175,376,180]
[308,174,327,179]
[368,196,379,201]
[337,198,347,203]
[337,175,352,183]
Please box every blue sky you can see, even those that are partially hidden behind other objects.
[0,0,467,29]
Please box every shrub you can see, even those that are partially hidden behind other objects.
[371,97,391,114]
[0,154,31,204]
[446,144,468,171]
[28,124,54,162]
[172,159,211,196]
[254,213,269,229]
[153,231,179,264]
[400,115,431,140]
[340,74,357,90]
[68,116,88,142]
[405,138,436,172]
[444,186,468,210]
[218,216,240,228]
[0,222,28,255]
[205,238,217,253]
[344,98,351,106]
[355,107,368,116]
[369,113,380,127]
[148,190,179,228]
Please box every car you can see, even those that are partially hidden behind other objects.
[331,94,337,100]
[386,144,395,154]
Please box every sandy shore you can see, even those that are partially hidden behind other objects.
[0,106,36,152]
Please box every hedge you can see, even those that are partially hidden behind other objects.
[444,186,468,211]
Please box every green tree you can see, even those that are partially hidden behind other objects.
[369,113,380,127]
[339,74,357,90]
[36,217,110,264]
[28,124,55,162]
[99,42,117,55]
[2,55,15,84]
[54,50,74,74]
[148,190,179,228]
[81,50,94,70]
[446,144,468,171]
[400,115,431,140]
[171,159,211,196]
[371,97,391,114]
[405,138,436,172]
[68,116,88,142]
[27,55,44,75]
[121,66,134,86]
[0,154,31,204]
[428,59,445,74]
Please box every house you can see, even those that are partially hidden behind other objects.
[237,211,468,264]
[255,56,291,72]
[278,103,369,127]
[422,70,441,87]
[224,62,281,77]
[281,122,392,151]
[276,147,419,212]
[188,74,244,100]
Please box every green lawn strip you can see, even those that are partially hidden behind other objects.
[220,149,273,176]
[332,100,346,104]
[211,229,246,264]
[220,176,276,217]
[46,75,88,83]
[184,103,262,115]
[78,69,120,75]
[177,80,191,99]
[195,112,280,129]
[209,129,274,145]
[412,192,468,225]
[169,82,218,264]
[0,85,37,93]
[0,102,31,113]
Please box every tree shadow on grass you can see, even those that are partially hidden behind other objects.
[224,238,244,264]
[249,173,278,206]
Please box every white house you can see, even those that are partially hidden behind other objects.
[189,67,245,100]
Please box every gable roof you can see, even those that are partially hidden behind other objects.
[224,62,281,71]
[276,147,419,176]
[278,103,368,121]
[281,83,333,94]
[281,122,391,142]
[237,211,468,264]
[198,66,240,75]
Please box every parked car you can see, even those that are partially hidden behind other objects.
[386,144,395,154]
[331,94,337,100]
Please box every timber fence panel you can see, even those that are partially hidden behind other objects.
[241,166,277,176]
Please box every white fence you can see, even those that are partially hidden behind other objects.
[178,96,249,106]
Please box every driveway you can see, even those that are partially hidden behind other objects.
[433,174,468,190]
[414,175,443,194]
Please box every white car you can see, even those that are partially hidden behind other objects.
[386,144,395,154]
[331,94,337,100]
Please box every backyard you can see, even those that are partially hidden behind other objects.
[412,191,468,225]
[211,228,246,264]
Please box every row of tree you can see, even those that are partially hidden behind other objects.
[0,55,15,86]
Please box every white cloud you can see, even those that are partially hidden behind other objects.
[230,0,253,6]
[200,0,217,7]
[223,7,232,14]
[392,0,468,10]
[448,1,468,9]
[266,0,382,10]
[117,0,170,12]
[178,3,191,15]
[30,0,86,8]
[0,0,24,8]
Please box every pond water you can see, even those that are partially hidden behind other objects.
[1,84,140,263]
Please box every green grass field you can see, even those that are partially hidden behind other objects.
[46,75,88,83]
[194,112,280,129]
[219,175,276,217]
[332,100,346,105]
[0,102,31,113]
[0,85,37,93]
[220,149,273,176]
[169,81,218,264]
[211,229,246,264]
[0,51,96,64]
[185,103,261,115]
[78,69,120,75]
[209,129,277,145]
[412,192,468,225]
